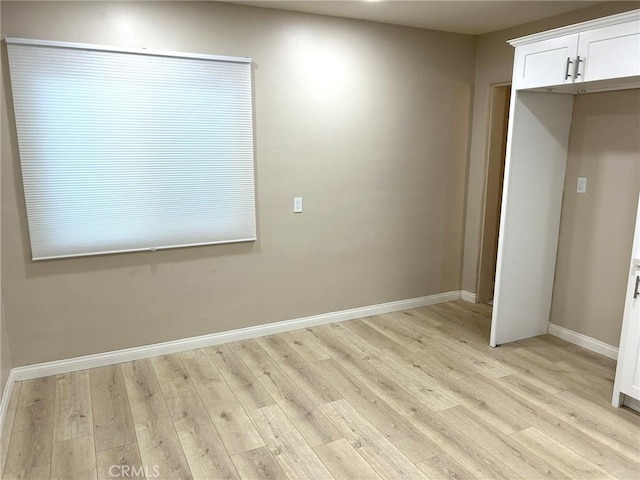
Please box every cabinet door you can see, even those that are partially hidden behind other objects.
[613,194,640,407]
[577,20,640,83]
[513,34,578,89]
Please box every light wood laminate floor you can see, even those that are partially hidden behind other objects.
[1,301,639,479]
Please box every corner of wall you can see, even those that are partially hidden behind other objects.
[0,295,12,399]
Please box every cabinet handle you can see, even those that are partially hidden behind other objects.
[573,55,583,79]
[635,276,640,299]
[564,57,573,80]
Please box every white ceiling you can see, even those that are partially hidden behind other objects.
[227,0,604,35]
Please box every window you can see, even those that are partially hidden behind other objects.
[7,37,256,260]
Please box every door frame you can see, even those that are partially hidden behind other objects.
[476,83,511,304]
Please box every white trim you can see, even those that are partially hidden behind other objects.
[460,291,477,303]
[10,291,462,382]
[4,37,251,64]
[548,323,618,360]
[508,9,640,46]
[0,370,17,439]
[33,237,257,261]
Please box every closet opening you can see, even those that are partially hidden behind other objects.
[549,89,640,355]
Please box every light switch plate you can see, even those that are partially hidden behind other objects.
[294,197,303,213]
[577,177,587,194]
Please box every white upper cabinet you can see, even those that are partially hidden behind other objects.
[577,20,640,83]
[513,34,578,89]
[510,9,640,91]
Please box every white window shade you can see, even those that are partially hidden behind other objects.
[6,38,256,261]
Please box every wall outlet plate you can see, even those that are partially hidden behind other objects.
[577,177,587,194]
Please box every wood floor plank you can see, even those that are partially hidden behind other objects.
[556,388,640,430]
[135,416,193,480]
[231,446,288,480]
[432,320,498,352]
[382,345,530,435]
[312,358,442,464]
[51,435,97,480]
[0,382,21,477]
[510,427,616,480]
[2,378,55,480]
[178,348,208,359]
[307,324,372,360]
[379,330,472,381]
[416,453,477,480]
[52,372,92,443]
[452,374,533,434]
[256,335,342,406]
[498,374,639,460]
[342,318,405,351]
[375,389,524,480]
[279,329,332,362]
[557,387,640,426]
[333,333,458,413]
[233,339,285,376]
[507,348,612,402]
[214,410,265,456]
[95,443,145,480]
[90,365,137,452]
[439,405,569,480]
[313,438,383,480]
[206,344,275,411]
[319,399,427,480]
[395,308,443,328]
[249,404,334,480]
[333,339,445,417]
[239,341,342,447]
[4,464,49,480]
[374,314,511,379]
[429,302,491,336]
[364,345,458,411]
[513,335,575,363]
[363,314,427,347]
[483,346,570,395]
[122,358,170,425]
[486,374,640,479]
[251,365,342,447]
[368,344,464,408]
[181,354,244,424]
[527,334,616,369]
[177,422,240,480]
[150,354,210,432]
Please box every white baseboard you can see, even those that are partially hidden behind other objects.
[460,290,477,303]
[0,370,17,440]
[547,322,618,360]
[10,290,462,382]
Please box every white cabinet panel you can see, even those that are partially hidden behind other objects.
[490,91,574,347]
[513,34,578,89]
[613,195,640,407]
[578,20,640,83]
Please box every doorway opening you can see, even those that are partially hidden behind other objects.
[477,84,511,305]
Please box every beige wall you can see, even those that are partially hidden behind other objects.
[1,1,475,366]
[462,1,640,293]
[550,90,640,348]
